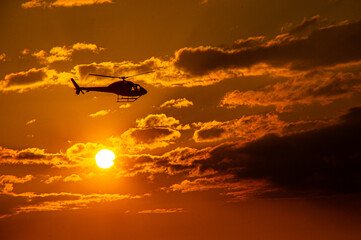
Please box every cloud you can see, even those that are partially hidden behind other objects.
[0,142,105,168]
[26,119,36,125]
[168,175,237,193]
[0,147,69,166]
[22,0,113,8]
[115,106,361,199]
[136,114,180,128]
[0,191,150,219]
[288,15,322,35]
[193,113,328,143]
[111,114,183,152]
[73,58,227,88]
[219,71,361,111]
[173,20,361,75]
[115,129,181,153]
[63,174,82,182]
[44,176,62,184]
[73,58,159,82]
[162,147,210,166]
[171,106,361,197]
[89,109,111,118]
[33,48,71,64]
[138,208,184,214]
[0,175,34,193]
[0,175,33,185]
[0,53,6,62]
[97,114,186,154]
[232,36,265,49]
[21,49,30,55]
[72,42,104,52]
[2,68,47,87]
[119,103,131,109]
[0,67,72,92]
[160,98,194,109]
[4,17,360,94]
[114,114,328,179]
[65,142,105,167]
[32,42,104,64]
[114,146,212,179]
[167,175,270,200]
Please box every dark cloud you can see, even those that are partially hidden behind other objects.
[4,68,47,86]
[195,107,361,195]
[195,128,226,141]
[110,114,183,152]
[219,72,361,111]
[174,20,361,75]
[15,150,48,160]
[130,128,178,144]
[232,36,265,49]
[289,15,321,35]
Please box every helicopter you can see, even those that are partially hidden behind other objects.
[70,71,153,102]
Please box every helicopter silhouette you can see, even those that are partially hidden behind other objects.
[70,71,153,102]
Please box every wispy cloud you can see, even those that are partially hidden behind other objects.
[138,208,184,214]
[0,191,150,219]
[43,176,62,184]
[26,119,36,125]
[232,36,265,49]
[63,174,82,182]
[288,15,322,35]
[166,175,270,200]
[22,0,113,9]
[160,98,194,109]
[119,103,131,109]
[193,113,328,143]
[89,109,111,118]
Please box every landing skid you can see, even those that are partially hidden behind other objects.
[117,95,140,102]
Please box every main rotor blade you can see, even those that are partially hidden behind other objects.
[88,71,155,80]
[123,71,155,79]
[88,74,121,79]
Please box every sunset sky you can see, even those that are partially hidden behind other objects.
[1,0,361,239]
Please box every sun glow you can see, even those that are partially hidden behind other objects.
[95,149,115,168]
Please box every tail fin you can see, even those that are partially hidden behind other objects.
[71,78,84,95]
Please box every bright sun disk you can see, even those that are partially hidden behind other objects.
[95,149,115,169]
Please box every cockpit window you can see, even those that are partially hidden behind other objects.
[131,84,141,91]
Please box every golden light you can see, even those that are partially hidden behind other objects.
[95,149,115,169]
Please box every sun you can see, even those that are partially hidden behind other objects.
[95,149,115,169]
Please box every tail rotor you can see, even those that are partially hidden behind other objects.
[71,78,84,95]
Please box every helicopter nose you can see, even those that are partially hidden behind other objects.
[141,88,147,95]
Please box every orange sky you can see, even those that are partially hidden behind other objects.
[1,0,361,239]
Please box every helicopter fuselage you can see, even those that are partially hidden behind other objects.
[80,80,147,97]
